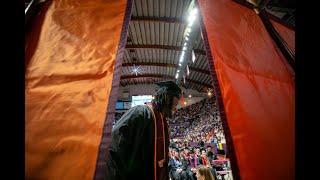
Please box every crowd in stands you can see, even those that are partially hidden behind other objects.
[168,97,230,180]
[168,97,226,147]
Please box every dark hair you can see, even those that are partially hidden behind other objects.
[200,141,205,147]
[217,149,225,155]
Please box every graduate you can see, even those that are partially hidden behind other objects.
[105,81,182,180]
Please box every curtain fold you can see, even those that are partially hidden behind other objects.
[25,0,127,179]
[198,0,295,179]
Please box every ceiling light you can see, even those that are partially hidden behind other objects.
[185,36,189,41]
[183,46,187,51]
[179,63,182,66]
[179,55,184,63]
[192,50,196,63]
[186,65,190,76]
[191,8,198,16]
[208,91,212,96]
[181,51,185,57]
[188,94,192,98]
[186,27,191,34]
[175,73,179,79]
[187,8,198,26]
[131,64,142,76]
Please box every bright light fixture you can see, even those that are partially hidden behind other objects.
[188,94,192,98]
[192,50,196,63]
[179,53,184,62]
[186,27,191,34]
[131,64,142,76]
[186,65,190,76]
[187,8,198,26]
[175,73,179,79]
[183,46,187,51]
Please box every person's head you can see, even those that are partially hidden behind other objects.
[200,141,205,147]
[201,149,207,156]
[173,148,179,157]
[170,150,174,158]
[179,151,185,158]
[195,148,200,155]
[152,81,182,118]
[195,165,215,180]
[189,148,194,156]
[184,147,189,154]
[206,146,212,153]
[216,149,226,159]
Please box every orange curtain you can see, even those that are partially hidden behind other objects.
[25,0,127,179]
[198,0,295,179]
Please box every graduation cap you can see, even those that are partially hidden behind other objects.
[217,149,226,155]
[155,81,182,98]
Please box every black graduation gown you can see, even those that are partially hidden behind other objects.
[105,105,169,180]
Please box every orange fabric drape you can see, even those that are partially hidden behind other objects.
[25,0,127,179]
[271,19,295,54]
[198,0,295,179]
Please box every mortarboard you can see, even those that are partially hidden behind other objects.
[155,81,182,98]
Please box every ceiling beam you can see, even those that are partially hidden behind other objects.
[122,62,210,75]
[189,66,210,75]
[125,44,206,55]
[131,16,186,24]
[121,74,173,80]
[122,62,176,68]
[120,74,212,88]
[122,79,211,92]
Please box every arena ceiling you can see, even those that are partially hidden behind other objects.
[25,0,295,93]
[120,0,295,93]
[121,0,212,93]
